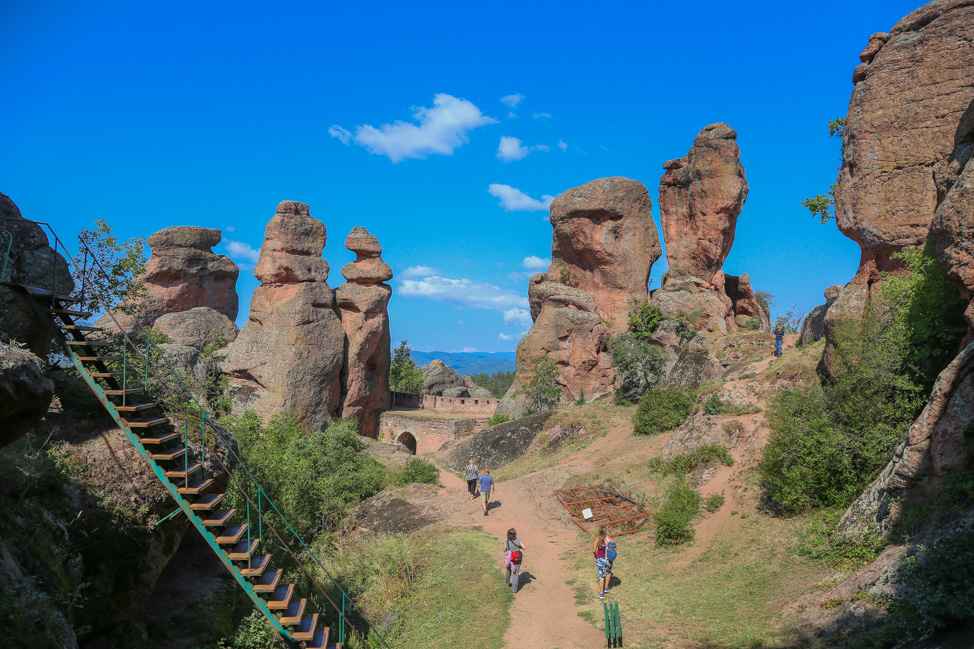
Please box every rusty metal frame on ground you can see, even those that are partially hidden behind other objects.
[553,484,650,536]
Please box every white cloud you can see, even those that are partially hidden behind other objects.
[497,136,529,162]
[399,275,528,313]
[533,112,552,119]
[460,346,478,353]
[328,125,352,145]
[498,331,528,341]
[488,184,555,212]
[557,139,568,152]
[522,255,550,270]
[332,94,495,163]
[534,144,550,152]
[508,112,518,119]
[501,93,524,108]
[503,308,533,327]
[224,240,261,264]
[225,225,235,232]
[401,265,440,279]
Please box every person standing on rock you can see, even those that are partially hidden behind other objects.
[464,459,479,500]
[505,528,526,594]
[593,526,613,600]
[477,468,495,516]
[773,323,784,357]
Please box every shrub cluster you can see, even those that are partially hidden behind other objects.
[390,458,439,487]
[654,478,701,545]
[703,492,725,513]
[632,386,694,436]
[703,393,724,415]
[487,413,510,427]
[648,443,733,476]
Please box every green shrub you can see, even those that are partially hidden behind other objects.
[649,444,733,476]
[703,393,724,415]
[487,413,510,426]
[609,333,667,400]
[392,459,439,487]
[704,492,725,513]
[721,420,743,434]
[632,386,694,436]
[215,610,280,649]
[744,317,761,331]
[627,302,664,340]
[654,478,701,545]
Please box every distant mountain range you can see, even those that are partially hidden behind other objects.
[411,351,516,376]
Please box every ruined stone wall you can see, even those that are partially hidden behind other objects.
[389,391,498,415]
[378,413,489,454]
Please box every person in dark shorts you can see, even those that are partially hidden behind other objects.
[593,526,613,599]
[464,459,479,499]
[505,528,526,594]
[477,468,495,516]
[773,323,784,357]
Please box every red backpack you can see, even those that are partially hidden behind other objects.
[510,550,522,563]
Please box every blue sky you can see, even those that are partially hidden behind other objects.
[0,1,924,353]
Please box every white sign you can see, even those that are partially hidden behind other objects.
[582,508,593,519]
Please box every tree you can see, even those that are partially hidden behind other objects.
[76,219,147,317]
[518,357,561,413]
[609,333,666,401]
[800,118,846,224]
[389,341,424,394]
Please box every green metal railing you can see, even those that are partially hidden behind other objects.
[2,215,391,649]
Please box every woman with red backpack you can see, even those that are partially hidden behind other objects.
[505,528,526,594]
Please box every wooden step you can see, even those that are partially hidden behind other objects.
[239,554,271,577]
[214,523,247,545]
[291,614,318,640]
[253,568,282,594]
[177,477,214,496]
[23,285,80,302]
[88,370,134,378]
[266,584,294,611]
[122,417,169,429]
[103,387,144,396]
[229,538,260,561]
[279,597,305,624]
[65,340,111,347]
[59,324,102,331]
[139,432,179,446]
[46,308,92,318]
[165,463,202,480]
[114,402,158,413]
[77,355,123,363]
[150,446,186,462]
[189,492,225,511]
[307,625,331,649]
[200,509,235,527]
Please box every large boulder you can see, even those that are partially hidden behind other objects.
[724,273,770,330]
[0,343,54,448]
[336,227,392,439]
[658,123,748,286]
[652,275,733,334]
[153,307,238,351]
[442,412,556,471]
[800,285,844,345]
[0,191,75,357]
[139,226,239,323]
[226,201,344,431]
[500,178,661,415]
[421,359,466,396]
[835,0,974,285]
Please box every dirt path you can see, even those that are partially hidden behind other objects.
[435,467,603,649]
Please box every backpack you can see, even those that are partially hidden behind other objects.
[606,541,617,562]
[508,540,522,563]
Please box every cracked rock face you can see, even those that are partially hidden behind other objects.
[227,201,344,431]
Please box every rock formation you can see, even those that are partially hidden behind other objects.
[498,178,661,415]
[724,274,770,330]
[421,359,466,396]
[800,285,843,345]
[139,226,239,324]
[153,307,239,351]
[463,376,495,399]
[0,344,54,448]
[226,201,344,431]
[653,124,754,333]
[659,123,748,286]
[335,227,392,439]
[0,191,74,357]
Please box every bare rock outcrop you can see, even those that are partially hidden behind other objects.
[659,123,748,286]
[0,191,75,356]
[0,343,54,448]
[336,227,392,439]
[724,273,770,330]
[835,0,974,286]
[140,226,239,323]
[153,307,238,351]
[421,359,466,396]
[499,178,660,415]
[226,201,344,431]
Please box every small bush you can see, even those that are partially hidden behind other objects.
[704,492,725,513]
[744,317,762,331]
[632,386,694,436]
[391,458,439,487]
[722,420,744,434]
[703,393,724,415]
[654,478,701,545]
[487,413,510,426]
[650,443,734,476]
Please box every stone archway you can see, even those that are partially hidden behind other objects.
[396,431,417,455]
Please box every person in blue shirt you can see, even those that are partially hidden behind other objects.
[477,468,495,516]
[773,324,784,357]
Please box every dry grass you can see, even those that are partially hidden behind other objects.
[758,339,825,386]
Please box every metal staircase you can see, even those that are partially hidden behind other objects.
[1,217,392,649]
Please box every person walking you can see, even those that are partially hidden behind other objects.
[505,528,526,594]
[477,468,495,516]
[593,526,613,600]
[773,323,785,357]
[464,459,479,500]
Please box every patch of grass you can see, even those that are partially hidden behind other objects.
[721,420,744,434]
[487,413,510,426]
[633,386,694,436]
[794,508,885,570]
[704,492,725,513]
[648,444,734,476]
